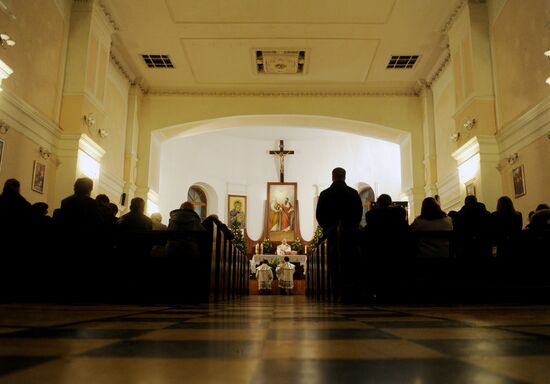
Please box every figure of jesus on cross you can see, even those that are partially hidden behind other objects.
[269,140,294,183]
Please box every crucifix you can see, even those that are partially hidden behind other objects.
[269,140,294,182]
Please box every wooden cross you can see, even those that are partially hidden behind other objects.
[269,140,294,182]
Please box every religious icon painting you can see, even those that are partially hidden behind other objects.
[228,194,247,229]
[31,160,46,194]
[512,165,526,198]
[266,182,297,242]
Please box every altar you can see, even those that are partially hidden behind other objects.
[250,254,307,274]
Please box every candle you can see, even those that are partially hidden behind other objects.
[260,243,263,255]
[304,245,308,254]
[255,243,259,254]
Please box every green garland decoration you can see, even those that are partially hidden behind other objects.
[230,223,246,253]
[309,225,323,252]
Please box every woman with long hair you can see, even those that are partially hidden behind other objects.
[411,197,453,258]
[491,196,522,258]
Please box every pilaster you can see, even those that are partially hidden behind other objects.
[419,83,439,197]
[452,135,502,210]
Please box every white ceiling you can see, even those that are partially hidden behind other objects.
[104,0,460,94]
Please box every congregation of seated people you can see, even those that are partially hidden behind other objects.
[0,177,244,303]
[1,176,548,261]
[361,192,549,261]
[0,177,218,260]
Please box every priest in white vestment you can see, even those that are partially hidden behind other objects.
[255,260,274,294]
[276,239,291,256]
[276,256,296,295]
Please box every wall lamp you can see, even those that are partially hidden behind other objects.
[83,113,96,129]
[463,118,476,131]
[0,33,15,48]
[98,127,109,138]
[450,132,460,142]
[39,146,51,160]
[506,152,519,165]
[0,119,8,134]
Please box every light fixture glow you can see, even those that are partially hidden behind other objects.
[0,33,15,48]
[545,50,550,58]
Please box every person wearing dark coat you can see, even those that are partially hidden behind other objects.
[55,177,104,234]
[315,167,363,302]
[364,194,408,233]
[165,201,206,259]
[363,193,410,301]
[116,197,153,259]
[526,203,550,258]
[163,201,207,300]
[96,194,116,228]
[528,204,550,231]
[0,178,32,233]
[490,196,522,259]
[453,195,492,259]
[117,197,153,232]
[316,167,363,235]
[0,179,33,259]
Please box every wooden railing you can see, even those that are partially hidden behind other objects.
[307,229,550,303]
[0,218,248,304]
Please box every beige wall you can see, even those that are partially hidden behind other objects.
[492,0,550,128]
[101,62,130,183]
[432,66,458,187]
[0,129,56,207]
[499,136,550,225]
[0,0,68,122]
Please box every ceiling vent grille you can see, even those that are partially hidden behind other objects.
[255,50,305,74]
[386,55,419,69]
[141,54,174,68]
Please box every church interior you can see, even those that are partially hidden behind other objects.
[0,0,550,382]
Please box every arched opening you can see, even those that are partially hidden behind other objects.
[150,114,418,239]
[187,185,207,220]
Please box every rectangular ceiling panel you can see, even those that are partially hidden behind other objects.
[181,38,379,83]
[166,0,396,24]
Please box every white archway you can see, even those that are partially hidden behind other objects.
[149,114,417,237]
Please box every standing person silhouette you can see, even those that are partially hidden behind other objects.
[315,168,363,301]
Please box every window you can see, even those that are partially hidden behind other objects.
[187,185,207,220]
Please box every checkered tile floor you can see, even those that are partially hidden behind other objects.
[1,298,550,383]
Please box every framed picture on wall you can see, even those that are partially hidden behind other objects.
[227,194,247,229]
[465,179,476,197]
[512,165,526,198]
[0,138,4,172]
[266,182,297,242]
[31,161,46,194]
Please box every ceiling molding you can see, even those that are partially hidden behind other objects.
[440,0,467,34]
[145,90,418,97]
[426,50,451,87]
[98,0,120,31]
[109,52,133,84]
[109,51,148,93]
